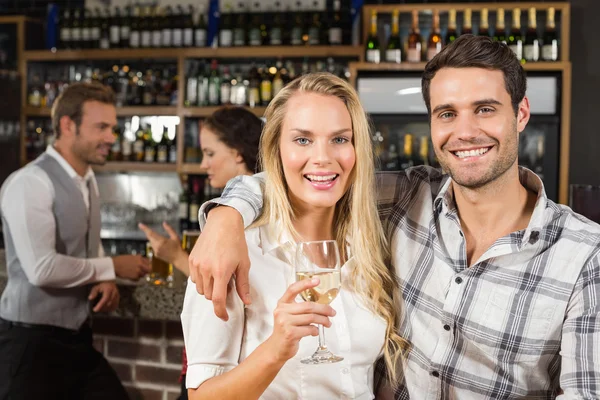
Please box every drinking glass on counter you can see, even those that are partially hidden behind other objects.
[182,230,201,253]
[294,240,343,364]
[145,241,173,286]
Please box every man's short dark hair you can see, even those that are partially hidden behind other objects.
[51,82,116,138]
[422,34,527,117]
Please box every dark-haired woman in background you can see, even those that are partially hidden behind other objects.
[138,106,262,400]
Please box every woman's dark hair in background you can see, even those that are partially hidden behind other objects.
[202,106,264,173]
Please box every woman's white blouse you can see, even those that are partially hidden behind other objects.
[181,226,387,400]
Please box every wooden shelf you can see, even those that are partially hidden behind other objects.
[349,61,570,73]
[181,106,267,118]
[24,106,178,117]
[179,164,206,175]
[93,162,177,173]
[362,2,569,13]
[23,46,362,62]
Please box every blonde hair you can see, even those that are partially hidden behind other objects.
[254,72,406,384]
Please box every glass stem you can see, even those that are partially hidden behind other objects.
[318,324,328,351]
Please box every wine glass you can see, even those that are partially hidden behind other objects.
[295,240,343,364]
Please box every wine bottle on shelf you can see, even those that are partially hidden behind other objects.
[260,66,272,106]
[129,6,141,48]
[120,6,131,47]
[81,8,91,49]
[71,8,82,49]
[59,8,72,49]
[143,126,156,163]
[151,7,162,48]
[399,134,415,170]
[328,0,343,45]
[386,10,401,64]
[140,7,152,48]
[233,3,247,47]
[249,3,263,46]
[183,5,195,48]
[524,8,540,62]
[461,9,473,36]
[133,127,145,162]
[110,7,121,48]
[248,65,261,108]
[508,8,523,60]
[172,6,184,47]
[156,128,169,163]
[195,9,207,47]
[365,10,380,63]
[291,2,306,46]
[208,60,221,106]
[542,8,559,61]
[270,2,284,45]
[99,9,110,49]
[220,66,232,105]
[407,10,422,63]
[90,8,101,49]
[479,8,490,37]
[179,180,189,233]
[308,1,322,45]
[273,61,284,98]
[168,132,177,164]
[109,128,122,161]
[494,9,507,44]
[219,6,233,47]
[417,136,430,166]
[197,63,209,106]
[188,179,201,231]
[427,10,442,61]
[445,9,457,45]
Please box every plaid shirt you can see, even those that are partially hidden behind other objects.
[201,166,600,400]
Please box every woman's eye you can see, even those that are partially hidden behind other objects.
[295,138,310,145]
[332,137,349,144]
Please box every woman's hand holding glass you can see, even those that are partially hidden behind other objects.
[266,278,337,364]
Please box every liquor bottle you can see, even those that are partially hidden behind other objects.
[172,6,184,47]
[168,132,177,163]
[249,3,263,46]
[399,134,415,170]
[270,2,284,45]
[542,8,559,61]
[260,66,272,106]
[110,127,122,161]
[259,4,269,45]
[133,127,145,162]
[407,10,422,63]
[479,8,490,37]
[151,7,162,48]
[186,64,198,107]
[198,63,209,106]
[328,0,342,45]
[188,179,201,231]
[208,60,221,106]
[248,65,261,108]
[365,10,380,63]
[272,61,284,98]
[417,136,430,166]
[386,10,401,64]
[90,9,101,48]
[161,6,173,48]
[508,9,523,60]
[308,1,322,45]
[427,10,442,61]
[129,6,141,48]
[122,126,133,162]
[494,9,507,44]
[219,6,233,47]
[120,6,131,47]
[156,128,169,163]
[195,10,207,47]
[445,9,457,45]
[99,9,111,49]
[291,2,306,46]
[143,126,156,163]
[524,8,540,62]
[179,181,189,232]
[110,7,121,48]
[140,7,152,48]
[183,5,195,47]
[233,3,247,47]
[461,9,473,35]
[71,8,82,49]
[59,8,72,49]
[220,66,232,105]
[81,8,91,49]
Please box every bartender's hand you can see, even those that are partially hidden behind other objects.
[189,206,251,321]
[112,255,150,280]
[138,222,189,276]
[89,281,120,313]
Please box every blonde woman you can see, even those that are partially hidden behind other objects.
[181,72,404,399]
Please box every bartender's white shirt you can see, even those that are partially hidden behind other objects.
[0,146,115,288]
[181,226,386,400]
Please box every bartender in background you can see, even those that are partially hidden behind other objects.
[139,106,262,400]
[0,82,150,400]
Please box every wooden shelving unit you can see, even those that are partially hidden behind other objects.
[178,164,207,175]
[181,106,266,118]
[92,162,177,173]
[24,106,179,117]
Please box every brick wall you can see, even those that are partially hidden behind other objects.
[92,316,185,400]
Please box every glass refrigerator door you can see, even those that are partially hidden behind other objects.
[357,73,561,202]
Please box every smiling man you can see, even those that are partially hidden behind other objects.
[186,35,600,399]
[0,83,150,399]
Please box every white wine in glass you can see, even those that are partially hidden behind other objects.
[295,240,343,364]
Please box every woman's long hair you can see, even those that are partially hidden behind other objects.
[253,72,406,384]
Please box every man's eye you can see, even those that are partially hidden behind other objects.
[440,112,454,119]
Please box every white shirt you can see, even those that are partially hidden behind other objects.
[181,226,386,400]
[0,146,115,287]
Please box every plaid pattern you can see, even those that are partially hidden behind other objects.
[206,167,600,399]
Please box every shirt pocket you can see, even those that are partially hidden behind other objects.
[471,285,557,363]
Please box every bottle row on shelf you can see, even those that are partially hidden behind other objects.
[0,121,20,143]
[54,0,349,50]
[366,7,560,64]
[185,58,348,108]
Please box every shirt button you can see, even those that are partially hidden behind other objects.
[342,368,350,374]
[443,324,451,331]
[459,231,464,237]
[455,277,463,284]
[432,371,440,378]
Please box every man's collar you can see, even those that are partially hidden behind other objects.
[46,145,94,183]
